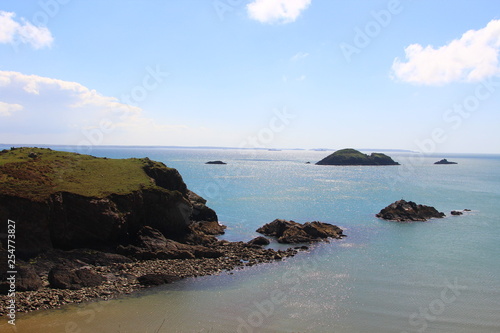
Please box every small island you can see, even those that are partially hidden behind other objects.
[376,199,445,222]
[205,160,227,165]
[434,159,457,165]
[316,148,400,166]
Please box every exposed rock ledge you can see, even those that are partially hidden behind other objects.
[376,200,445,222]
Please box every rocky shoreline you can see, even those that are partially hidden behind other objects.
[0,240,303,316]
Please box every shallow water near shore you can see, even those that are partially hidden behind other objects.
[2,147,500,332]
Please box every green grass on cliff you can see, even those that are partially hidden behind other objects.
[0,147,167,201]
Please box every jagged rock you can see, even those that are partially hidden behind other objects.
[116,226,222,260]
[256,219,344,244]
[188,190,219,222]
[190,220,226,235]
[451,210,463,215]
[376,200,445,221]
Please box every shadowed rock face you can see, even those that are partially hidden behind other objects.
[316,148,400,166]
[376,200,445,222]
[256,219,345,243]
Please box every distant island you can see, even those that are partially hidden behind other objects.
[316,148,400,166]
[434,159,457,165]
[206,160,227,165]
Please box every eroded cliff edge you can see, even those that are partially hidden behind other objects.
[0,148,212,256]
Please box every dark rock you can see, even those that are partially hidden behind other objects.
[0,263,43,294]
[464,209,471,211]
[188,190,219,222]
[137,274,180,286]
[247,236,270,246]
[434,159,457,165]
[134,226,169,252]
[316,148,399,166]
[190,220,226,235]
[376,200,445,221]
[256,219,344,244]
[451,210,463,215]
[16,265,43,291]
[193,247,223,258]
[205,161,227,165]
[48,266,104,290]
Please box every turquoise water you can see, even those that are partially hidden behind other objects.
[2,147,500,332]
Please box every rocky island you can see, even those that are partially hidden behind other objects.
[205,160,227,165]
[257,219,345,244]
[376,199,445,221]
[0,148,303,315]
[316,148,400,166]
[434,159,457,165]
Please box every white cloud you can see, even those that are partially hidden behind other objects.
[247,0,311,24]
[291,52,309,62]
[0,11,53,49]
[392,19,500,85]
[0,71,198,145]
[0,101,23,116]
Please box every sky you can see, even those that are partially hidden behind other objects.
[0,0,499,153]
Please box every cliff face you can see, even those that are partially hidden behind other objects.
[316,148,400,166]
[0,148,215,257]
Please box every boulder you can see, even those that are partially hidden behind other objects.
[376,200,445,221]
[137,274,180,286]
[247,236,270,246]
[48,266,104,290]
[16,265,44,291]
[451,210,463,215]
[256,219,344,244]
[0,264,43,294]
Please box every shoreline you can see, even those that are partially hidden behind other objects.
[0,241,301,316]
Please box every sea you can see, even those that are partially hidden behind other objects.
[1,146,499,333]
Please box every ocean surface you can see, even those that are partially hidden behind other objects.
[2,146,499,333]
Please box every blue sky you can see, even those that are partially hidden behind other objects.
[1,0,499,153]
